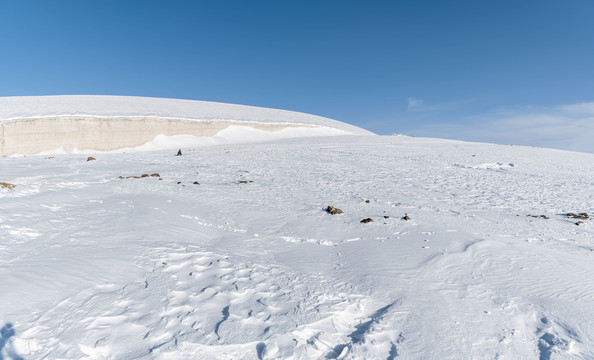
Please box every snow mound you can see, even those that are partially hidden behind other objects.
[0,95,373,156]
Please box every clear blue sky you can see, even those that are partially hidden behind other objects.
[1,0,593,152]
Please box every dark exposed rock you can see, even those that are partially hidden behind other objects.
[365,200,370,203]
[193,181,200,185]
[402,215,411,221]
[326,206,343,215]
[360,218,374,223]
[576,221,584,226]
[86,157,96,162]
[176,149,182,156]
[119,173,161,180]
[567,212,589,220]
[235,180,253,184]
[527,215,549,219]
[384,215,390,219]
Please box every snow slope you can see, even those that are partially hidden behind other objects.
[0,96,369,132]
[1,134,593,359]
[0,96,372,156]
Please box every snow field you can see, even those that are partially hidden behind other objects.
[1,135,593,359]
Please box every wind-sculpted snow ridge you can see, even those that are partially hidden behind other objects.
[0,95,373,156]
[1,135,593,359]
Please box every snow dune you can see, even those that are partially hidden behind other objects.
[0,95,372,156]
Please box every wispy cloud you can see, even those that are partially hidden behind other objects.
[558,102,594,115]
[405,97,478,113]
[407,102,594,154]
[407,97,423,110]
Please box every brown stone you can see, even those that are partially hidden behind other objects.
[326,206,343,215]
[0,182,16,190]
[86,156,96,161]
[568,212,589,220]
[403,215,411,221]
[360,218,374,223]
[119,173,161,180]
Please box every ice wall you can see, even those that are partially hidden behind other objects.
[0,117,324,156]
[0,96,373,156]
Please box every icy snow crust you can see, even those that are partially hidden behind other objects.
[1,135,594,359]
[0,95,372,156]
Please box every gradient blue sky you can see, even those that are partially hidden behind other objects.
[1,1,593,152]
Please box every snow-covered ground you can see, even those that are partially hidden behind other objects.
[1,133,593,359]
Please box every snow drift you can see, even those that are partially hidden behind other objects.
[0,95,373,156]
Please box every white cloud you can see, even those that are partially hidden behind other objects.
[407,102,594,154]
[405,97,477,113]
[558,102,594,115]
[407,97,423,110]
